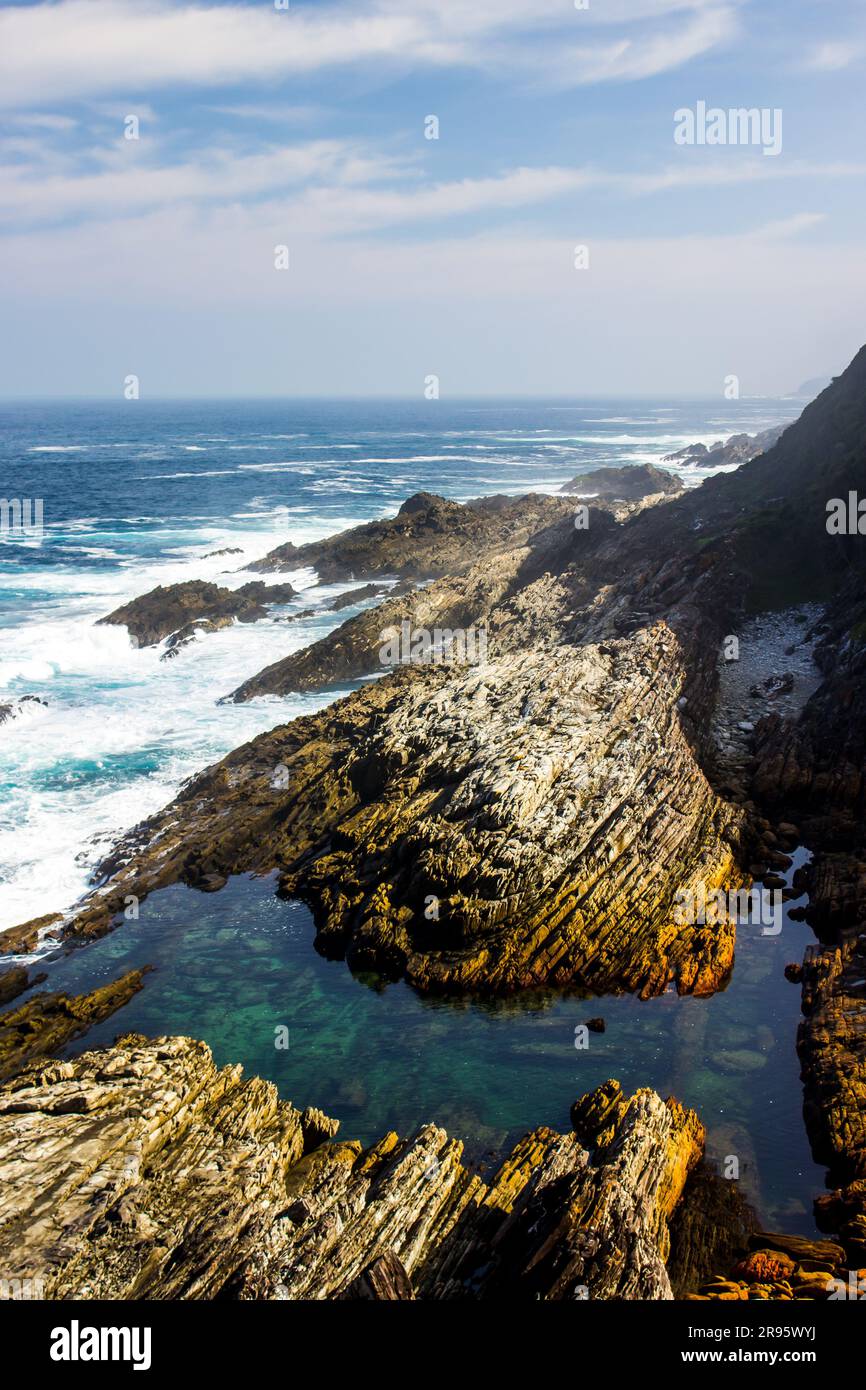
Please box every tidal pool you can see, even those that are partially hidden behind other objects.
[27,852,824,1235]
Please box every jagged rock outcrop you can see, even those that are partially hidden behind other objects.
[15,350,866,998]
[0,1041,701,1301]
[0,971,147,1081]
[98,579,296,649]
[0,911,61,956]
[50,618,744,997]
[224,512,594,699]
[0,695,47,728]
[248,491,576,581]
[663,426,785,470]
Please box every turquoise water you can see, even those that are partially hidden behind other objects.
[2,396,823,1241]
[25,859,824,1235]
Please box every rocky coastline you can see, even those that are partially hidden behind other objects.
[3,354,866,1300]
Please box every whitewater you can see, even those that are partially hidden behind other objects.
[0,394,800,936]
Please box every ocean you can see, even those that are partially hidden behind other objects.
[0,395,799,933]
[1,394,824,1234]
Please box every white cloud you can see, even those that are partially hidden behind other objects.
[0,0,739,107]
[524,5,738,86]
[0,140,415,222]
[6,113,78,131]
[2,128,858,233]
[748,212,826,239]
[805,41,864,72]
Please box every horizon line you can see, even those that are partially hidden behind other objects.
[0,392,810,404]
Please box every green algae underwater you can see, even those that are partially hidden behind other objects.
[27,859,825,1236]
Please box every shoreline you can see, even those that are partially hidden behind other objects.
[2,368,866,1300]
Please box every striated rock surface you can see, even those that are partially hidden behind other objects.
[52,619,744,997]
[0,1042,701,1302]
[223,508,599,700]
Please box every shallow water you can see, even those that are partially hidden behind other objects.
[25,852,824,1235]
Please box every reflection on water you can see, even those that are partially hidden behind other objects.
[24,854,824,1235]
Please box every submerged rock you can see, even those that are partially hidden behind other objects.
[0,695,47,728]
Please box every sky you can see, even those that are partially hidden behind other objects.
[0,0,865,397]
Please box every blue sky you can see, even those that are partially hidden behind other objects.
[1,0,865,396]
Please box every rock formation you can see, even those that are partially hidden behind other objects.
[4,349,866,1305]
[0,971,147,1081]
[663,426,785,470]
[48,617,746,997]
[0,1039,701,1302]
[248,491,576,582]
[559,462,683,502]
[98,578,296,651]
[0,695,47,728]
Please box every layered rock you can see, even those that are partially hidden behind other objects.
[52,614,744,997]
[0,1041,701,1302]
[223,509,596,700]
[0,911,61,957]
